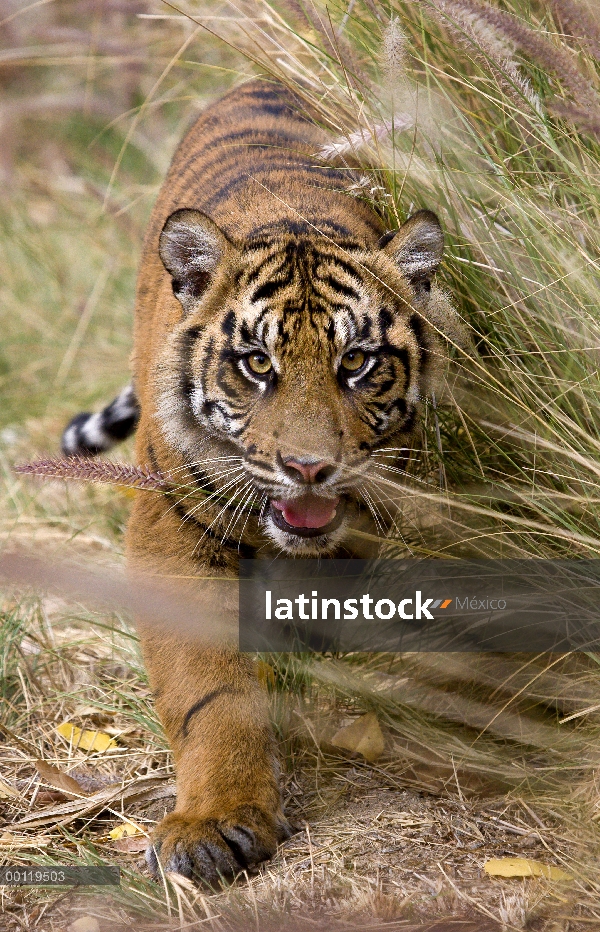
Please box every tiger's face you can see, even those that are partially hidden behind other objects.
[157,209,445,554]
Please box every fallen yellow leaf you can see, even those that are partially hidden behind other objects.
[331,712,385,762]
[56,722,117,752]
[108,821,145,840]
[484,858,572,881]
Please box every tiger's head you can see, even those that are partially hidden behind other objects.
[156,209,450,555]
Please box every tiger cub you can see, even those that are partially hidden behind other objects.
[63,78,455,884]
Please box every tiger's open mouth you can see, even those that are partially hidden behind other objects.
[269,493,345,538]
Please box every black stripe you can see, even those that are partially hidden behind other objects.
[221,310,236,337]
[243,84,303,105]
[246,218,360,242]
[187,464,219,492]
[180,687,237,737]
[374,377,396,396]
[250,257,292,298]
[308,219,360,239]
[215,360,243,399]
[103,412,138,441]
[329,256,363,280]
[245,456,275,472]
[198,338,215,411]
[236,84,290,100]
[409,312,428,367]
[369,397,404,414]
[243,252,282,285]
[252,275,292,303]
[358,316,372,339]
[201,174,251,212]
[378,307,394,338]
[250,101,298,118]
[319,275,360,301]
[180,326,203,401]
[202,164,349,213]
[243,238,279,253]
[229,415,252,439]
[147,442,160,472]
[239,319,253,344]
[384,347,411,383]
[199,128,313,153]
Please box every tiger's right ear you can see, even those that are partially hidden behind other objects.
[159,208,230,313]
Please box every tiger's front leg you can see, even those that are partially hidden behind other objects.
[127,493,289,885]
[140,634,289,884]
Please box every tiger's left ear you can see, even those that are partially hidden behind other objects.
[380,210,444,289]
[159,208,231,313]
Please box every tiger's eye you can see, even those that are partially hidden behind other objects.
[341,349,366,372]
[247,351,272,375]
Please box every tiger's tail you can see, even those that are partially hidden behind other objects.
[61,384,140,457]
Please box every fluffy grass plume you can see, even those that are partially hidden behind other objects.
[13,457,171,490]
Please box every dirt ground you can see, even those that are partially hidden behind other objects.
[1,607,597,931]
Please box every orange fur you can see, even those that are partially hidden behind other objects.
[123,78,458,883]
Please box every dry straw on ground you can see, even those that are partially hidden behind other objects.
[2,0,600,929]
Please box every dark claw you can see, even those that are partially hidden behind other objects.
[146,844,159,877]
[146,810,290,887]
[165,849,195,880]
[217,825,254,869]
[191,845,221,886]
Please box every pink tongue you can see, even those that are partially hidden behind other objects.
[272,495,339,529]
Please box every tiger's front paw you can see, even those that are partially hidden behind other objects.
[146,806,291,886]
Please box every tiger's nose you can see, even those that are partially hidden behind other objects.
[283,458,337,484]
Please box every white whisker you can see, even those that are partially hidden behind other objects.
[365,481,396,526]
[373,447,420,453]
[371,462,411,478]
[220,480,255,542]
[258,493,269,525]
[163,454,244,479]
[238,490,259,546]
[193,476,250,549]
[372,451,421,461]
[370,462,429,487]
[359,485,386,538]
[366,480,416,555]
[180,471,247,525]
[164,464,247,520]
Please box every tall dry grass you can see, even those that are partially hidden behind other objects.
[2,1,600,929]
